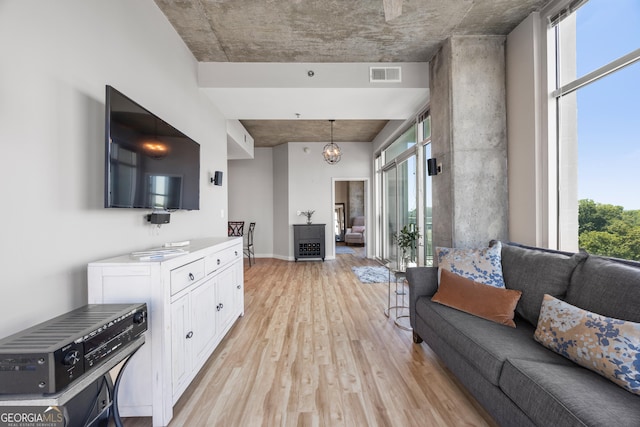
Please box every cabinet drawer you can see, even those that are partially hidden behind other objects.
[205,246,241,275]
[170,258,205,295]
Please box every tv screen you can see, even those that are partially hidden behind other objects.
[105,86,200,210]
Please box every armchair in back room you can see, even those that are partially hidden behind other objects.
[345,216,365,245]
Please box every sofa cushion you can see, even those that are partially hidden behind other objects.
[534,295,640,395]
[415,297,573,386]
[432,269,522,327]
[415,316,537,427]
[567,255,640,323]
[351,225,365,233]
[501,243,587,326]
[500,358,640,427]
[437,241,505,288]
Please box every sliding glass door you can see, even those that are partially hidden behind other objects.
[398,155,417,259]
[382,166,397,264]
[381,153,417,265]
[376,111,432,266]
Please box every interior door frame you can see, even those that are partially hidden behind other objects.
[331,177,370,259]
[334,202,346,241]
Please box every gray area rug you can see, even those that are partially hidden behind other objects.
[352,266,394,283]
[336,246,355,254]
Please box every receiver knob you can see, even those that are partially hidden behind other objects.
[133,311,145,324]
[63,350,80,366]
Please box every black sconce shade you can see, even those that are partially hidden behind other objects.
[427,158,438,176]
[211,171,223,186]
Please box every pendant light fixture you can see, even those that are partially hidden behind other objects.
[323,119,341,165]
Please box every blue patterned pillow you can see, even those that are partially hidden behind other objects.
[436,242,505,288]
[535,295,640,396]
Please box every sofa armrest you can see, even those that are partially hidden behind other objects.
[406,266,438,329]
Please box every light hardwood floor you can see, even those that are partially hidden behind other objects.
[123,247,497,426]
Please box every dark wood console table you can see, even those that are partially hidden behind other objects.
[293,224,326,261]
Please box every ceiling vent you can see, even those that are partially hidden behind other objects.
[369,66,402,83]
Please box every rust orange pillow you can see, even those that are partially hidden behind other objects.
[432,269,523,327]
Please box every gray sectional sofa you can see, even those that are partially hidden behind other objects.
[406,242,640,427]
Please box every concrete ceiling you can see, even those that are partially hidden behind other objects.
[240,119,389,148]
[154,0,550,146]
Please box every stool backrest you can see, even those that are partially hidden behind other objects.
[228,221,244,237]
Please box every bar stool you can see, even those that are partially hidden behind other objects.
[244,222,256,267]
[228,221,244,237]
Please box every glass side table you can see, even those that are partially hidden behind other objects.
[384,262,412,331]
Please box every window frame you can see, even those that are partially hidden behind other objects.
[374,109,431,266]
[543,0,640,251]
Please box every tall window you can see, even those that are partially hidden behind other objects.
[381,125,417,265]
[551,0,640,260]
[376,111,432,266]
[420,113,433,266]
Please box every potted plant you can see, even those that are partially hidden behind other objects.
[299,210,315,224]
[395,224,421,269]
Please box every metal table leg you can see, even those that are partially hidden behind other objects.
[384,266,412,331]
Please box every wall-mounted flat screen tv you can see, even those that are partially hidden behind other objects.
[105,85,200,210]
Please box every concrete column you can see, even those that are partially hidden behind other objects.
[431,36,509,249]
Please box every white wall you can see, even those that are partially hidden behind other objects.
[0,1,228,338]
[272,144,290,258]
[228,148,274,257]
[288,142,372,259]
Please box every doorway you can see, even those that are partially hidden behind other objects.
[333,178,368,258]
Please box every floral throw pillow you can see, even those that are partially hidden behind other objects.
[436,241,505,288]
[534,294,640,396]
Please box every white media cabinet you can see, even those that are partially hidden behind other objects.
[87,237,244,427]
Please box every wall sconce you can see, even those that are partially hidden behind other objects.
[427,158,440,176]
[210,171,223,186]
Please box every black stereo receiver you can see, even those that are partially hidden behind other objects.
[0,303,147,395]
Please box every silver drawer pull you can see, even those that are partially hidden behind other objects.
[188,273,195,281]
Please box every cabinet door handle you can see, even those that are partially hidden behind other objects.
[235,251,238,256]
[217,259,221,265]
[188,273,195,281]
[216,303,224,311]
[236,284,241,289]
[186,331,193,339]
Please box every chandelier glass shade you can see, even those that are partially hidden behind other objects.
[323,119,341,164]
